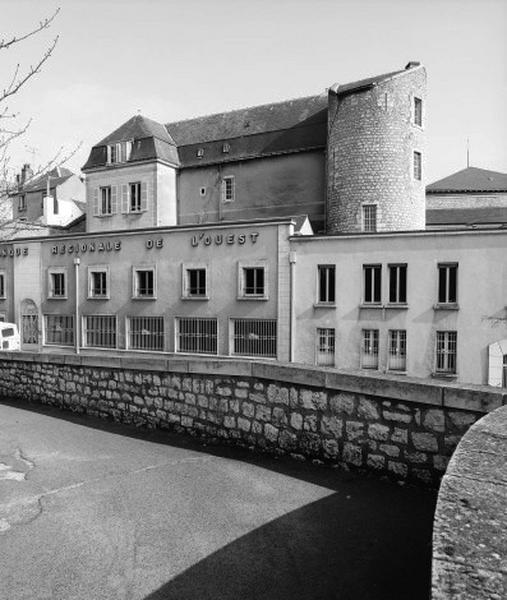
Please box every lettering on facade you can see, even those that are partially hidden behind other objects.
[0,247,29,258]
[190,231,259,248]
[145,239,164,249]
[51,240,122,255]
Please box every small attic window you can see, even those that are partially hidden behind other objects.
[107,140,133,164]
[196,148,204,158]
[222,143,230,154]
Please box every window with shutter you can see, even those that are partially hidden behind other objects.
[141,181,148,212]
[93,188,99,216]
[121,185,129,213]
[111,186,118,214]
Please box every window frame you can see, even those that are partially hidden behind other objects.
[362,264,382,305]
[361,328,379,370]
[47,267,67,300]
[316,327,336,366]
[175,317,218,356]
[387,329,407,372]
[388,263,407,305]
[362,204,377,233]
[44,314,75,347]
[229,317,277,359]
[316,264,336,306]
[413,150,422,181]
[87,265,110,300]
[181,263,209,300]
[127,315,165,352]
[0,271,5,299]
[132,265,157,300]
[82,314,118,349]
[435,330,457,375]
[436,262,458,306]
[222,175,235,203]
[238,261,268,300]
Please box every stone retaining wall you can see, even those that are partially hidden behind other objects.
[0,353,504,486]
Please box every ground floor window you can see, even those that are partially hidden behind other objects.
[231,318,277,358]
[316,327,335,366]
[436,331,457,374]
[176,317,217,355]
[388,329,406,371]
[361,329,379,369]
[83,315,117,348]
[45,315,74,346]
[127,316,164,351]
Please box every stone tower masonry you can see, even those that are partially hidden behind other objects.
[326,63,427,234]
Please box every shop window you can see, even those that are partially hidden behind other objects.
[230,318,277,358]
[176,317,217,355]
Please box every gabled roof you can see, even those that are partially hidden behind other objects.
[18,167,74,194]
[427,167,507,193]
[98,114,176,146]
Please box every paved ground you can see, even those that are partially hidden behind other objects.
[0,400,437,600]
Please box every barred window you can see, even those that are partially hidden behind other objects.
[362,204,377,233]
[316,328,335,366]
[176,317,218,355]
[83,315,117,348]
[361,329,379,369]
[231,318,277,358]
[436,331,457,374]
[363,264,381,304]
[388,329,406,371]
[389,264,407,304]
[128,316,164,351]
[44,315,74,346]
[317,265,335,303]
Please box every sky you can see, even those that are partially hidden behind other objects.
[1,0,506,184]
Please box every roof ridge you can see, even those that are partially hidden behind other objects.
[165,92,327,127]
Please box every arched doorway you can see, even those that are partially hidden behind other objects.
[488,339,507,387]
[20,298,40,350]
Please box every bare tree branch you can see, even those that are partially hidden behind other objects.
[0,8,60,50]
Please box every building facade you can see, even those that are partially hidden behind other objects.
[2,62,506,388]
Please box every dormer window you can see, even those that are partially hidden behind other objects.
[196,148,204,158]
[107,141,133,164]
[222,143,230,154]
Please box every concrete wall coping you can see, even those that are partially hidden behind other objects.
[2,351,505,414]
[432,404,507,599]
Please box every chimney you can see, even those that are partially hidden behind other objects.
[405,61,421,70]
[21,163,33,183]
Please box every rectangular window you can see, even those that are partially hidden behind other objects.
[436,331,457,374]
[363,264,381,304]
[0,273,5,299]
[241,266,266,298]
[361,329,379,369]
[18,195,26,212]
[388,329,406,371]
[186,268,207,297]
[316,328,335,366]
[176,317,217,355]
[389,264,407,304]
[48,270,66,299]
[231,318,277,358]
[414,97,422,127]
[83,315,117,348]
[44,315,74,346]
[413,151,422,181]
[437,263,458,304]
[88,267,109,299]
[362,204,377,232]
[133,268,155,298]
[317,265,335,304]
[129,182,141,212]
[222,176,235,202]
[128,316,164,351]
[100,186,112,215]
[107,141,132,164]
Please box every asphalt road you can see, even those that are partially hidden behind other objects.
[0,401,437,600]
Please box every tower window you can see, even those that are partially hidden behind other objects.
[413,151,422,180]
[414,97,422,126]
[362,205,377,232]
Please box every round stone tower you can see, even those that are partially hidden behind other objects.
[326,62,426,234]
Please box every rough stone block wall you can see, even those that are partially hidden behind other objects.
[327,66,426,234]
[0,354,502,487]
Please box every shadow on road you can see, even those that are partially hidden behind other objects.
[1,398,437,600]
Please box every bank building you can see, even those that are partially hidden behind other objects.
[2,61,506,388]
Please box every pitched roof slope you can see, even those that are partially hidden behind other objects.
[98,114,176,146]
[427,167,507,193]
[331,68,407,95]
[18,167,74,193]
[165,94,328,146]
[426,207,507,226]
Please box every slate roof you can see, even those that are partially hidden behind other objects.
[18,167,74,193]
[330,68,407,96]
[98,115,176,146]
[426,207,507,226]
[427,167,507,193]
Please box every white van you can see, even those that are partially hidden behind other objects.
[0,322,21,351]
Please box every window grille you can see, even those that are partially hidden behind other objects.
[363,265,381,304]
[45,315,74,346]
[176,317,217,355]
[231,318,277,358]
[83,315,117,348]
[21,314,38,344]
[436,331,457,374]
[362,204,377,232]
[317,265,335,303]
[128,316,164,351]
[361,329,379,369]
[437,263,457,304]
[388,329,406,371]
[317,328,335,366]
[389,264,407,303]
